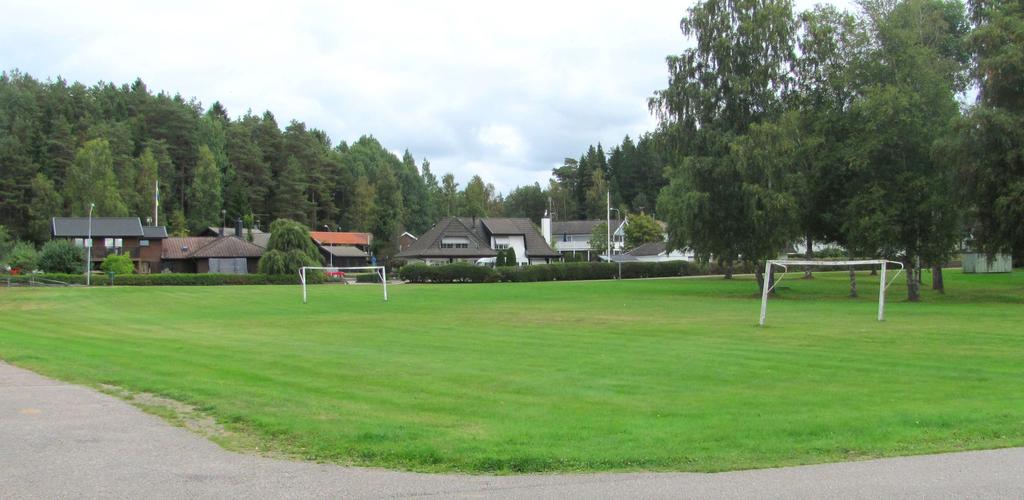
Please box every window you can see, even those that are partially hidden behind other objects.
[440,237,469,249]
[495,243,510,250]
[73,238,85,247]
[139,239,150,247]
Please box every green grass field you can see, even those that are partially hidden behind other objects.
[1,270,1023,473]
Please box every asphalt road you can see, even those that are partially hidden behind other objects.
[1,361,1022,499]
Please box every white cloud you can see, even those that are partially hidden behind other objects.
[0,0,857,193]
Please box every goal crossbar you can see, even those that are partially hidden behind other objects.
[759,259,904,327]
[299,266,388,304]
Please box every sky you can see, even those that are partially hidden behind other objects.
[1,0,853,194]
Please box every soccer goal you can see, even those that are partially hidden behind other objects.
[299,266,388,304]
[758,259,904,326]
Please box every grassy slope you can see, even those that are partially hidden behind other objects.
[0,270,1022,473]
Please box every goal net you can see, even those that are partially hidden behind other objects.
[299,266,388,304]
[759,259,904,326]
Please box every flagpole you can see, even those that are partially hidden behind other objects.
[154,180,159,226]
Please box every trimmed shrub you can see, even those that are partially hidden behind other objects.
[400,261,698,284]
[354,272,381,283]
[2,272,317,286]
[38,240,85,274]
[101,254,135,275]
[398,263,498,283]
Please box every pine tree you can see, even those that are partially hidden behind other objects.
[27,174,63,243]
[272,157,310,225]
[65,139,128,217]
[462,175,490,217]
[134,148,160,223]
[187,145,223,232]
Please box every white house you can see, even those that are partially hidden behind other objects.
[396,217,561,265]
[543,214,626,261]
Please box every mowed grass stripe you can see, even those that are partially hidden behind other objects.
[1,270,1022,472]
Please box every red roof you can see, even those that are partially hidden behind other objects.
[310,231,371,246]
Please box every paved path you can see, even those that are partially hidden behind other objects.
[1,361,1022,499]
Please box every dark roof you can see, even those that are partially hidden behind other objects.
[248,233,271,248]
[397,217,559,259]
[626,241,667,257]
[551,219,623,236]
[322,245,369,258]
[397,218,496,258]
[142,226,168,239]
[489,218,560,257]
[162,236,263,260]
[201,226,264,237]
[52,217,144,237]
[481,218,522,235]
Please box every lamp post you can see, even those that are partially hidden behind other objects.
[86,203,94,286]
[323,225,332,267]
[609,207,621,257]
[606,191,611,263]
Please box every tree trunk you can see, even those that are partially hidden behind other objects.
[724,261,734,280]
[849,266,858,298]
[755,262,777,295]
[906,259,920,302]
[803,234,814,279]
[932,265,944,293]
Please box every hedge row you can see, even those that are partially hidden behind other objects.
[353,272,382,283]
[398,261,705,284]
[2,272,317,286]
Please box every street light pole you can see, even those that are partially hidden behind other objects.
[323,225,332,267]
[606,191,611,263]
[86,203,94,286]
[609,207,621,257]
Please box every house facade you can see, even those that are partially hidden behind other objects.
[396,217,560,265]
[309,231,372,267]
[161,236,263,273]
[543,216,626,261]
[51,217,167,273]
[399,231,418,252]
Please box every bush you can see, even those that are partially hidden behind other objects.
[101,254,135,275]
[399,261,698,284]
[354,272,381,283]
[7,242,38,272]
[398,263,498,283]
[38,240,85,274]
[1,272,317,286]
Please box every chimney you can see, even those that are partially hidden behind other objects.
[235,218,243,239]
[541,210,551,245]
[218,223,225,237]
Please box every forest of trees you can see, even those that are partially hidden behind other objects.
[0,70,668,258]
[0,0,1020,297]
[648,0,1022,300]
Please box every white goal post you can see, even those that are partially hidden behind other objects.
[299,266,388,304]
[758,259,904,327]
